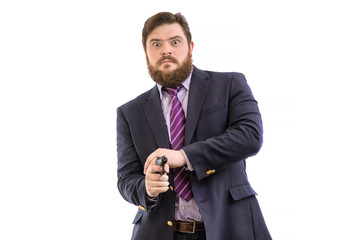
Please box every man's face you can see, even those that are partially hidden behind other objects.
[145,23,194,87]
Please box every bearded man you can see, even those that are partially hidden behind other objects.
[116,12,272,240]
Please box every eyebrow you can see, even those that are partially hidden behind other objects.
[169,35,183,41]
[149,35,183,43]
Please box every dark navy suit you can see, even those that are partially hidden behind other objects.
[117,66,271,240]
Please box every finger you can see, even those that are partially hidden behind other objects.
[159,174,169,181]
[153,186,169,192]
[145,171,169,184]
[146,165,164,176]
[145,174,170,197]
[143,159,151,175]
[145,170,169,184]
[164,164,170,174]
[144,156,156,175]
[144,150,163,173]
[144,148,167,174]
[147,179,169,188]
[146,186,169,198]
[146,173,162,182]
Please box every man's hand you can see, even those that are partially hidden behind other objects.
[144,148,186,175]
[145,163,170,198]
[144,148,186,198]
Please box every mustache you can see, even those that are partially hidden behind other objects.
[157,56,179,66]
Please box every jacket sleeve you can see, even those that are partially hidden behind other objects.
[116,107,151,211]
[182,73,263,180]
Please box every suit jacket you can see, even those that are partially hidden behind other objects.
[116,66,271,240]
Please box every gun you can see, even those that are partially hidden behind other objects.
[155,155,168,175]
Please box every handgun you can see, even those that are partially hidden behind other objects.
[155,155,168,175]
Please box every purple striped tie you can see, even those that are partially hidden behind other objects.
[164,86,193,201]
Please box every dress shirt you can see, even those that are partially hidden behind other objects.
[155,70,203,221]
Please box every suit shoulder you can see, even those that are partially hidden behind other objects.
[196,68,247,87]
[117,87,155,113]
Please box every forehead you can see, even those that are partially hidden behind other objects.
[147,23,186,42]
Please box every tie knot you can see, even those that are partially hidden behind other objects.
[163,85,182,98]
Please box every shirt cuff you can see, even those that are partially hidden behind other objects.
[181,149,194,171]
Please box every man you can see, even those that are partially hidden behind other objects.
[117,12,271,240]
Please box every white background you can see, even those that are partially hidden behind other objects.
[1,0,359,239]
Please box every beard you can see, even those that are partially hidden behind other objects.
[146,53,193,88]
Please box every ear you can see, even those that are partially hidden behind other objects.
[144,47,147,56]
[189,41,194,54]
[144,48,149,61]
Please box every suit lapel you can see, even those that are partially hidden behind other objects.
[141,67,210,148]
[142,86,171,149]
[185,67,211,145]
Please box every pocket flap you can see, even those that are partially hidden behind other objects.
[132,211,143,224]
[201,103,226,117]
[229,184,257,201]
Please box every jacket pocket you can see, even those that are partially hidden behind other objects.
[229,184,257,201]
[132,210,144,224]
[201,103,226,118]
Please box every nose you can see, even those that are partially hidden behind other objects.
[161,44,172,56]
[161,50,172,56]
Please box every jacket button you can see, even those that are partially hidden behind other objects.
[170,186,174,191]
[167,221,173,227]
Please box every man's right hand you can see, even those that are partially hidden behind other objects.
[145,159,170,198]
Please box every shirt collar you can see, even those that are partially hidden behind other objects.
[156,69,193,100]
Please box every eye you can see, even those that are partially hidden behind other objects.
[172,39,180,45]
[153,42,161,47]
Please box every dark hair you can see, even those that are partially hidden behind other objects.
[142,12,192,50]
